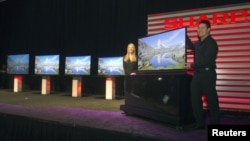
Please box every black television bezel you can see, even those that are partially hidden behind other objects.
[97,56,125,76]
[34,54,60,75]
[64,55,91,76]
[7,54,30,75]
[137,26,187,73]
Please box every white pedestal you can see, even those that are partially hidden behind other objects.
[105,77,115,100]
[72,76,82,97]
[13,75,22,93]
[41,76,51,95]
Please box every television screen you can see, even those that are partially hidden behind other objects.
[65,55,91,75]
[138,27,186,71]
[34,55,60,75]
[7,54,30,74]
[98,56,125,76]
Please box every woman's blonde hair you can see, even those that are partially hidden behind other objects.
[124,43,137,62]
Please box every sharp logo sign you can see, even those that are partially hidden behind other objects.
[164,10,249,29]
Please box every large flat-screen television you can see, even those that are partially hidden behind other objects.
[98,56,125,76]
[138,27,186,71]
[34,55,60,75]
[7,54,30,74]
[65,55,91,75]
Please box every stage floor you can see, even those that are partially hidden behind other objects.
[0,89,249,141]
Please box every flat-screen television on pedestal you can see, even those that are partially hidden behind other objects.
[65,55,91,75]
[138,27,186,72]
[97,56,124,76]
[34,55,60,75]
[7,54,30,74]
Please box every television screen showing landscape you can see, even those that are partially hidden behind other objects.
[65,56,91,75]
[98,56,124,76]
[34,55,60,75]
[138,27,186,71]
[7,54,30,74]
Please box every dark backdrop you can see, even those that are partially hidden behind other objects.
[0,0,248,93]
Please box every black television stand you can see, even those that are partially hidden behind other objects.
[120,72,195,129]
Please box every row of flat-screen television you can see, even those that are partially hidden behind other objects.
[6,27,187,76]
